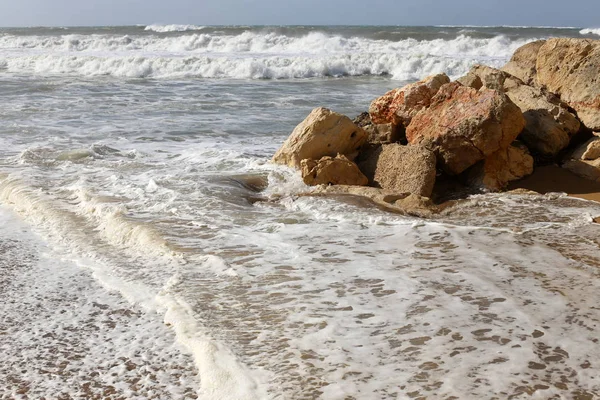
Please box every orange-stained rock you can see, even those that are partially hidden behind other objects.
[358,143,436,197]
[369,73,450,126]
[406,82,526,175]
[501,40,546,85]
[272,107,367,169]
[465,142,534,191]
[536,38,600,131]
[465,64,580,157]
[300,154,368,186]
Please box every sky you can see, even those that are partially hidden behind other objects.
[0,0,598,28]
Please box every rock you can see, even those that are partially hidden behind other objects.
[583,139,600,160]
[353,112,404,144]
[562,137,600,182]
[358,143,436,197]
[272,107,368,169]
[501,40,546,85]
[300,155,368,186]
[562,159,600,182]
[369,73,450,126]
[569,137,600,161]
[307,185,439,218]
[536,38,600,131]
[406,82,526,175]
[466,64,580,157]
[456,73,482,89]
[465,142,534,191]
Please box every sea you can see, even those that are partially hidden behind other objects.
[1,24,600,399]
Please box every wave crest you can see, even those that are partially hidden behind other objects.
[0,31,533,80]
[145,24,206,33]
[580,28,600,36]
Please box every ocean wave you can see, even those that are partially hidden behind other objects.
[0,32,532,80]
[0,31,526,55]
[145,24,206,33]
[436,24,580,29]
[580,28,600,36]
[1,52,514,80]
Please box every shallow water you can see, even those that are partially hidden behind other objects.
[1,25,600,399]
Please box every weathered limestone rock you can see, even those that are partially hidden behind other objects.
[562,138,600,182]
[536,38,600,131]
[406,82,526,175]
[465,142,534,191]
[501,40,546,85]
[570,137,600,161]
[563,159,600,182]
[300,155,368,186]
[582,140,600,160]
[369,73,450,126]
[353,112,404,144]
[272,107,368,169]
[465,64,580,157]
[358,143,437,197]
[456,73,482,89]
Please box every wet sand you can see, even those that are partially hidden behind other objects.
[509,165,600,204]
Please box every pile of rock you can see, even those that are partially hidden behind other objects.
[271,38,600,215]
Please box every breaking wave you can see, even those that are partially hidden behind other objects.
[580,28,600,36]
[144,24,207,33]
[0,31,534,80]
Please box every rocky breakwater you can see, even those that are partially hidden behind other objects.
[271,38,600,216]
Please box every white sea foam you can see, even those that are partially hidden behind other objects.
[580,28,600,36]
[0,206,202,399]
[0,175,268,399]
[145,24,207,33]
[0,32,532,80]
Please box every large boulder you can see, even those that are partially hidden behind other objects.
[536,38,600,131]
[358,143,437,197]
[353,112,404,144]
[406,82,526,175]
[464,142,534,191]
[272,107,368,169]
[501,40,546,85]
[462,65,580,157]
[300,154,368,186]
[369,73,450,126]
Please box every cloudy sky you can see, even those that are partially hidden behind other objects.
[0,0,598,27]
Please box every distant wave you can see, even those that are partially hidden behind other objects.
[144,24,206,33]
[580,28,600,36]
[0,31,533,80]
[436,24,580,29]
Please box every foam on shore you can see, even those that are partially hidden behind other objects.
[0,176,269,399]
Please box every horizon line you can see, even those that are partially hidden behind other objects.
[0,23,591,29]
